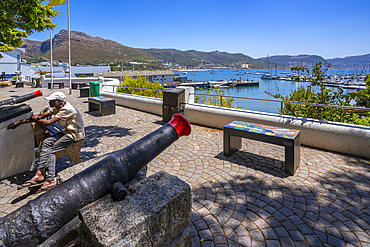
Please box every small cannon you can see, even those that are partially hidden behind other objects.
[0,114,191,247]
[0,90,43,107]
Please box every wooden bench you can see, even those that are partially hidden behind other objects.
[223,121,300,175]
[48,82,64,89]
[32,122,84,166]
[88,96,116,116]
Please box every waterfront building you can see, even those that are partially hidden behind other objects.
[0,48,31,81]
[32,65,111,78]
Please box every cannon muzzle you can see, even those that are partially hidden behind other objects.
[0,90,42,107]
[0,114,191,247]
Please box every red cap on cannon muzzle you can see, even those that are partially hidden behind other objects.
[34,90,43,98]
[168,114,191,138]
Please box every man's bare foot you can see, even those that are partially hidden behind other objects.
[18,170,45,189]
[34,179,56,193]
[42,179,56,189]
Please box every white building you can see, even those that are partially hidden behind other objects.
[0,48,27,80]
[31,65,111,78]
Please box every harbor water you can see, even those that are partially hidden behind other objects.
[180,69,359,114]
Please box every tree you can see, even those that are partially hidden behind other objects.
[265,62,370,126]
[0,0,58,56]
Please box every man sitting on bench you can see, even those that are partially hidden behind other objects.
[8,92,85,192]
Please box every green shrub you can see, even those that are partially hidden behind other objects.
[116,75,164,98]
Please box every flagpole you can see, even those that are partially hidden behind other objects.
[68,0,72,94]
[50,29,53,90]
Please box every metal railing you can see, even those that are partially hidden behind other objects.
[101,85,370,114]
[191,93,370,114]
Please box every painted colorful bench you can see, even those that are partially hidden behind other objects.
[223,121,300,175]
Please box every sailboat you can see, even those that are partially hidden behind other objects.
[261,55,273,80]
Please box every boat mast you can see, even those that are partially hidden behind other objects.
[275,61,277,76]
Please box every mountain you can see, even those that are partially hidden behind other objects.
[20,39,43,58]
[258,54,370,69]
[20,30,369,68]
[21,30,156,64]
[258,55,327,68]
[327,54,370,65]
[146,49,265,68]
[20,30,265,68]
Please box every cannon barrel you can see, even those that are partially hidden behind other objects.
[0,90,43,107]
[0,114,191,247]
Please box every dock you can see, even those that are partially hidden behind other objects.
[323,83,366,90]
[179,80,259,88]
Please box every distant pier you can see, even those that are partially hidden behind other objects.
[179,80,259,88]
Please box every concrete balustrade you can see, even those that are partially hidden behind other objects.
[101,89,370,159]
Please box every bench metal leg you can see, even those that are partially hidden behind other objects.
[88,102,100,112]
[223,131,242,156]
[284,137,300,176]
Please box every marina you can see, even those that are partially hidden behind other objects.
[177,69,366,113]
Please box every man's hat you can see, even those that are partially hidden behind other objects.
[44,92,66,101]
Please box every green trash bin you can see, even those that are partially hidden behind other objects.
[90,81,100,97]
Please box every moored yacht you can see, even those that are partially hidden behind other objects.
[261,73,273,80]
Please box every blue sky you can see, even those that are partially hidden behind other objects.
[29,0,370,59]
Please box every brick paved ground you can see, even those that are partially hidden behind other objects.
[1,86,370,246]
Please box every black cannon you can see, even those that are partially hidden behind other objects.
[0,114,191,247]
[0,90,43,107]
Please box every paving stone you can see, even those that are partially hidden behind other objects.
[194,219,208,231]
[251,240,266,247]
[208,223,223,234]
[192,236,202,247]
[213,233,227,244]
[199,229,213,241]
[313,230,327,243]
[297,223,314,235]
[226,239,239,247]
[261,228,278,240]
[238,236,252,247]
[250,229,265,241]
[305,235,324,246]
[342,231,361,246]
[289,229,306,241]
[279,238,295,247]
[265,240,281,247]
[328,235,346,247]
[353,231,370,242]
[1,87,370,247]
[201,241,214,247]
[281,220,298,231]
